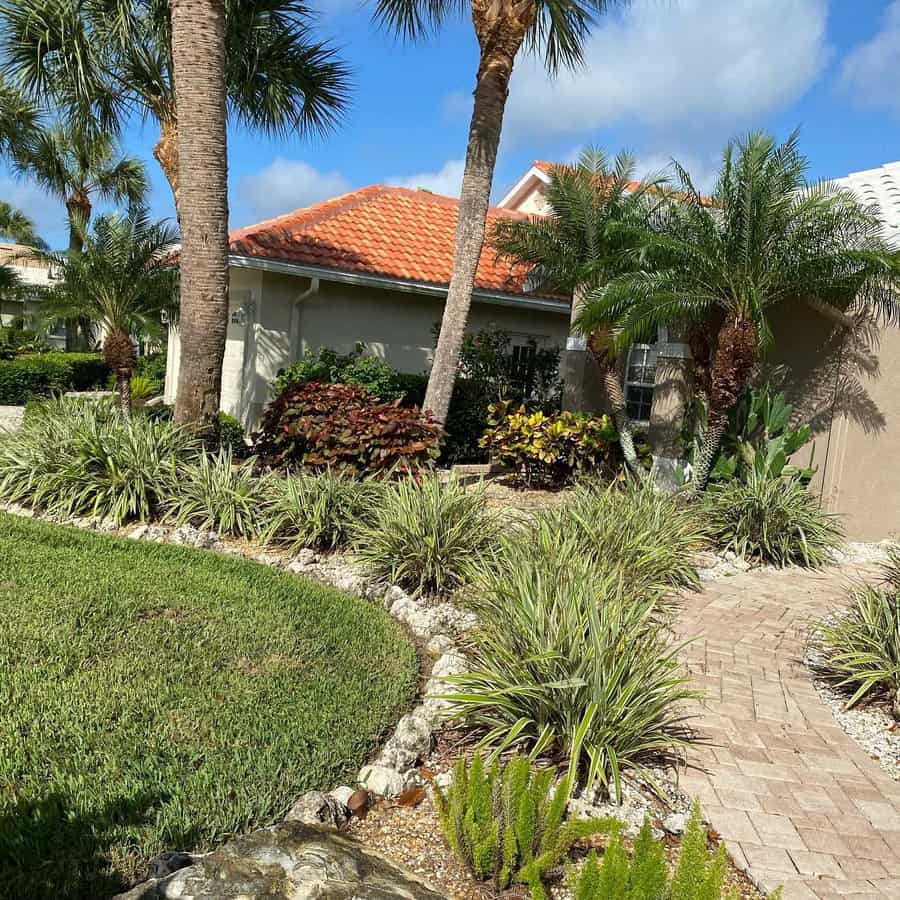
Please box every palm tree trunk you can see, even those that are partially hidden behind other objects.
[154,112,181,218]
[116,368,132,418]
[601,364,646,482]
[170,0,230,437]
[65,193,91,350]
[690,316,757,491]
[423,32,525,424]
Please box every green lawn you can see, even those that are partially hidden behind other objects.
[0,513,419,900]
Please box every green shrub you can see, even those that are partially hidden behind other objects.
[434,754,613,900]
[0,398,195,523]
[444,534,697,796]
[811,550,900,712]
[0,352,109,404]
[480,401,620,485]
[263,470,383,551]
[351,474,498,595]
[217,412,247,456]
[164,448,269,538]
[570,805,750,900]
[135,351,167,394]
[550,479,707,594]
[704,470,842,567]
[710,383,815,483]
[254,381,440,476]
[272,345,405,400]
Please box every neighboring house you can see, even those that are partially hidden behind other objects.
[0,243,65,347]
[164,184,571,427]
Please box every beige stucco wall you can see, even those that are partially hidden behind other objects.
[765,303,900,540]
[162,266,570,427]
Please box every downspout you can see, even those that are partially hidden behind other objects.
[291,277,320,358]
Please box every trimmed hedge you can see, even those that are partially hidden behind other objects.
[0,353,109,405]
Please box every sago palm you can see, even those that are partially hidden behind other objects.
[40,208,179,414]
[492,148,666,476]
[0,0,350,215]
[374,0,628,424]
[577,131,900,489]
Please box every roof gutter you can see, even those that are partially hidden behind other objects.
[228,253,570,315]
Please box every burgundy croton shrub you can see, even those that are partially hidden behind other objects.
[254,381,441,474]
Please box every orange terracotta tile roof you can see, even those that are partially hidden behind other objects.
[531,159,643,192]
[229,185,552,300]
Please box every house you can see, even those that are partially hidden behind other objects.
[164,160,900,540]
[164,183,572,427]
[0,243,66,347]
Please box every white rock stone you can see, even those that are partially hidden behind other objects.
[425,634,454,656]
[285,791,347,829]
[358,765,406,799]
[171,525,219,549]
[663,812,688,835]
[329,785,355,808]
[127,525,150,540]
[376,711,433,772]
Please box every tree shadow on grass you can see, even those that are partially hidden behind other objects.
[0,789,181,900]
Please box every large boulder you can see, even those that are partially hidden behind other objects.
[115,822,445,899]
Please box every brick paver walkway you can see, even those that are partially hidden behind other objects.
[676,564,900,899]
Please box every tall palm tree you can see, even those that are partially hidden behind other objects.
[577,131,900,490]
[40,207,178,413]
[1,0,350,215]
[492,148,666,477]
[375,0,626,424]
[168,0,230,431]
[13,126,147,255]
[0,78,38,158]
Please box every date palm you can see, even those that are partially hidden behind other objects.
[1,0,350,215]
[375,0,626,424]
[40,207,179,414]
[492,148,666,477]
[576,131,900,490]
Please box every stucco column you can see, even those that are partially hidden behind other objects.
[648,330,693,488]
[561,287,608,413]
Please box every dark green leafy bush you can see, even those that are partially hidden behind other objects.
[480,401,620,485]
[217,412,247,456]
[705,469,842,567]
[254,381,440,475]
[0,352,109,404]
[811,550,900,713]
[351,474,498,595]
[434,754,613,900]
[135,351,167,394]
[570,805,751,899]
[445,532,697,795]
[272,345,406,400]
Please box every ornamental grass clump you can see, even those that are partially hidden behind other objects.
[811,550,900,715]
[165,448,269,538]
[0,398,194,523]
[554,478,707,594]
[434,754,615,900]
[444,530,697,798]
[351,473,499,595]
[704,469,842,567]
[263,470,384,551]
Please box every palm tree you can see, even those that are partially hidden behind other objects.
[0,78,38,158]
[168,0,230,431]
[40,207,178,414]
[0,200,44,247]
[576,131,900,490]
[374,0,626,424]
[1,0,350,216]
[492,148,666,477]
[13,126,147,255]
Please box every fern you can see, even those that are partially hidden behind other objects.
[434,753,614,900]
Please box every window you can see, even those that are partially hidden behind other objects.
[624,343,658,423]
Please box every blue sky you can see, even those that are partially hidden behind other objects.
[3,0,900,248]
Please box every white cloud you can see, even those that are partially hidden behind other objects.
[497,0,830,142]
[840,0,900,114]
[387,159,465,197]
[239,159,351,220]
